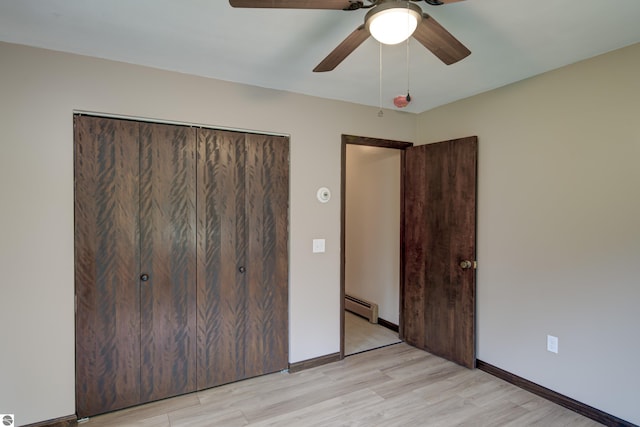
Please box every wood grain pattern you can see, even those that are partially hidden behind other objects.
[76,117,289,416]
[476,360,637,427]
[341,134,413,150]
[139,123,198,402]
[345,311,401,356]
[313,24,369,72]
[402,136,477,368]
[74,115,141,417]
[196,129,248,389]
[402,142,428,352]
[83,344,603,427]
[413,13,471,65]
[196,130,289,388]
[229,0,354,10]
[243,133,289,377]
[288,352,341,373]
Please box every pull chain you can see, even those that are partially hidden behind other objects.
[378,42,383,117]
[406,36,411,102]
[393,9,412,108]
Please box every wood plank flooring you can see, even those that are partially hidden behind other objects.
[80,343,601,426]
[345,311,401,355]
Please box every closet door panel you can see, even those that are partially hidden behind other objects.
[139,123,197,401]
[74,116,141,417]
[196,129,247,389]
[244,134,289,377]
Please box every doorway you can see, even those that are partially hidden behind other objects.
[340,135,412,357]
[340,134,478,367]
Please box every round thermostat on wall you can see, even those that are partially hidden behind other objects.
[317,187,331,203]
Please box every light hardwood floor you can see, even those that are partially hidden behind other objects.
[81,343,601,426]
[344,311,401,355]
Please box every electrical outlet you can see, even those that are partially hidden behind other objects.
[547,335,558,354]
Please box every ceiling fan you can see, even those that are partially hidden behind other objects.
[228,0,471,72]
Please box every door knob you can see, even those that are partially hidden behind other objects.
[459,260,473,270]
[238,266,246,274]
[140,273,149,281]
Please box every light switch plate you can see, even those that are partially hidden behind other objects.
[312,239,325,253]
[547,335,558,353]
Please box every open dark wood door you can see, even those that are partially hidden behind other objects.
[402,136,477,368]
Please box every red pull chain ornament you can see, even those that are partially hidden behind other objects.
[393,92,411,108]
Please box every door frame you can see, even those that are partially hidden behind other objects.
[340,134,413,358]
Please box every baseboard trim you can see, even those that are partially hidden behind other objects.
[476,360,636,427]
[288,352,341,373]
[23,414,77,427]
[377,317,399,333]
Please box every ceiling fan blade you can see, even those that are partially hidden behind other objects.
[413,13,470,65]
[423,0,465,4]
[314,24,369,72]
[229,0,357,9]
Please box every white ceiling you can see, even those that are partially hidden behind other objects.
[1,0,639,114]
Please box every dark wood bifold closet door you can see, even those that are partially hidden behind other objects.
[76,116,289,416]
[196,130,289,389]
[75,118,198,417]
[243,133,289,378]
[74,116,142,417]
[196,129,248,388]
[139,123,197,401]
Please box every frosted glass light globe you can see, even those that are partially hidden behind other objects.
[367,6,420,45]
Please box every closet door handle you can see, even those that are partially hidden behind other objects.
[238,266,246,274]
[140,273,150,282]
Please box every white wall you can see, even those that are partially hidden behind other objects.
[0,41,417,425]
[345,145,400,324]
[417,42,640,425]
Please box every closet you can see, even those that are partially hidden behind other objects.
[74,115,288,418]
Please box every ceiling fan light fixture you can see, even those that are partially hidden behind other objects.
[366,2,422,45]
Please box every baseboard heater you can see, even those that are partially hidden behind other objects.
[345,294,378,323]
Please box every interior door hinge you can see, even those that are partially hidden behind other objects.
[473,261,478,269]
